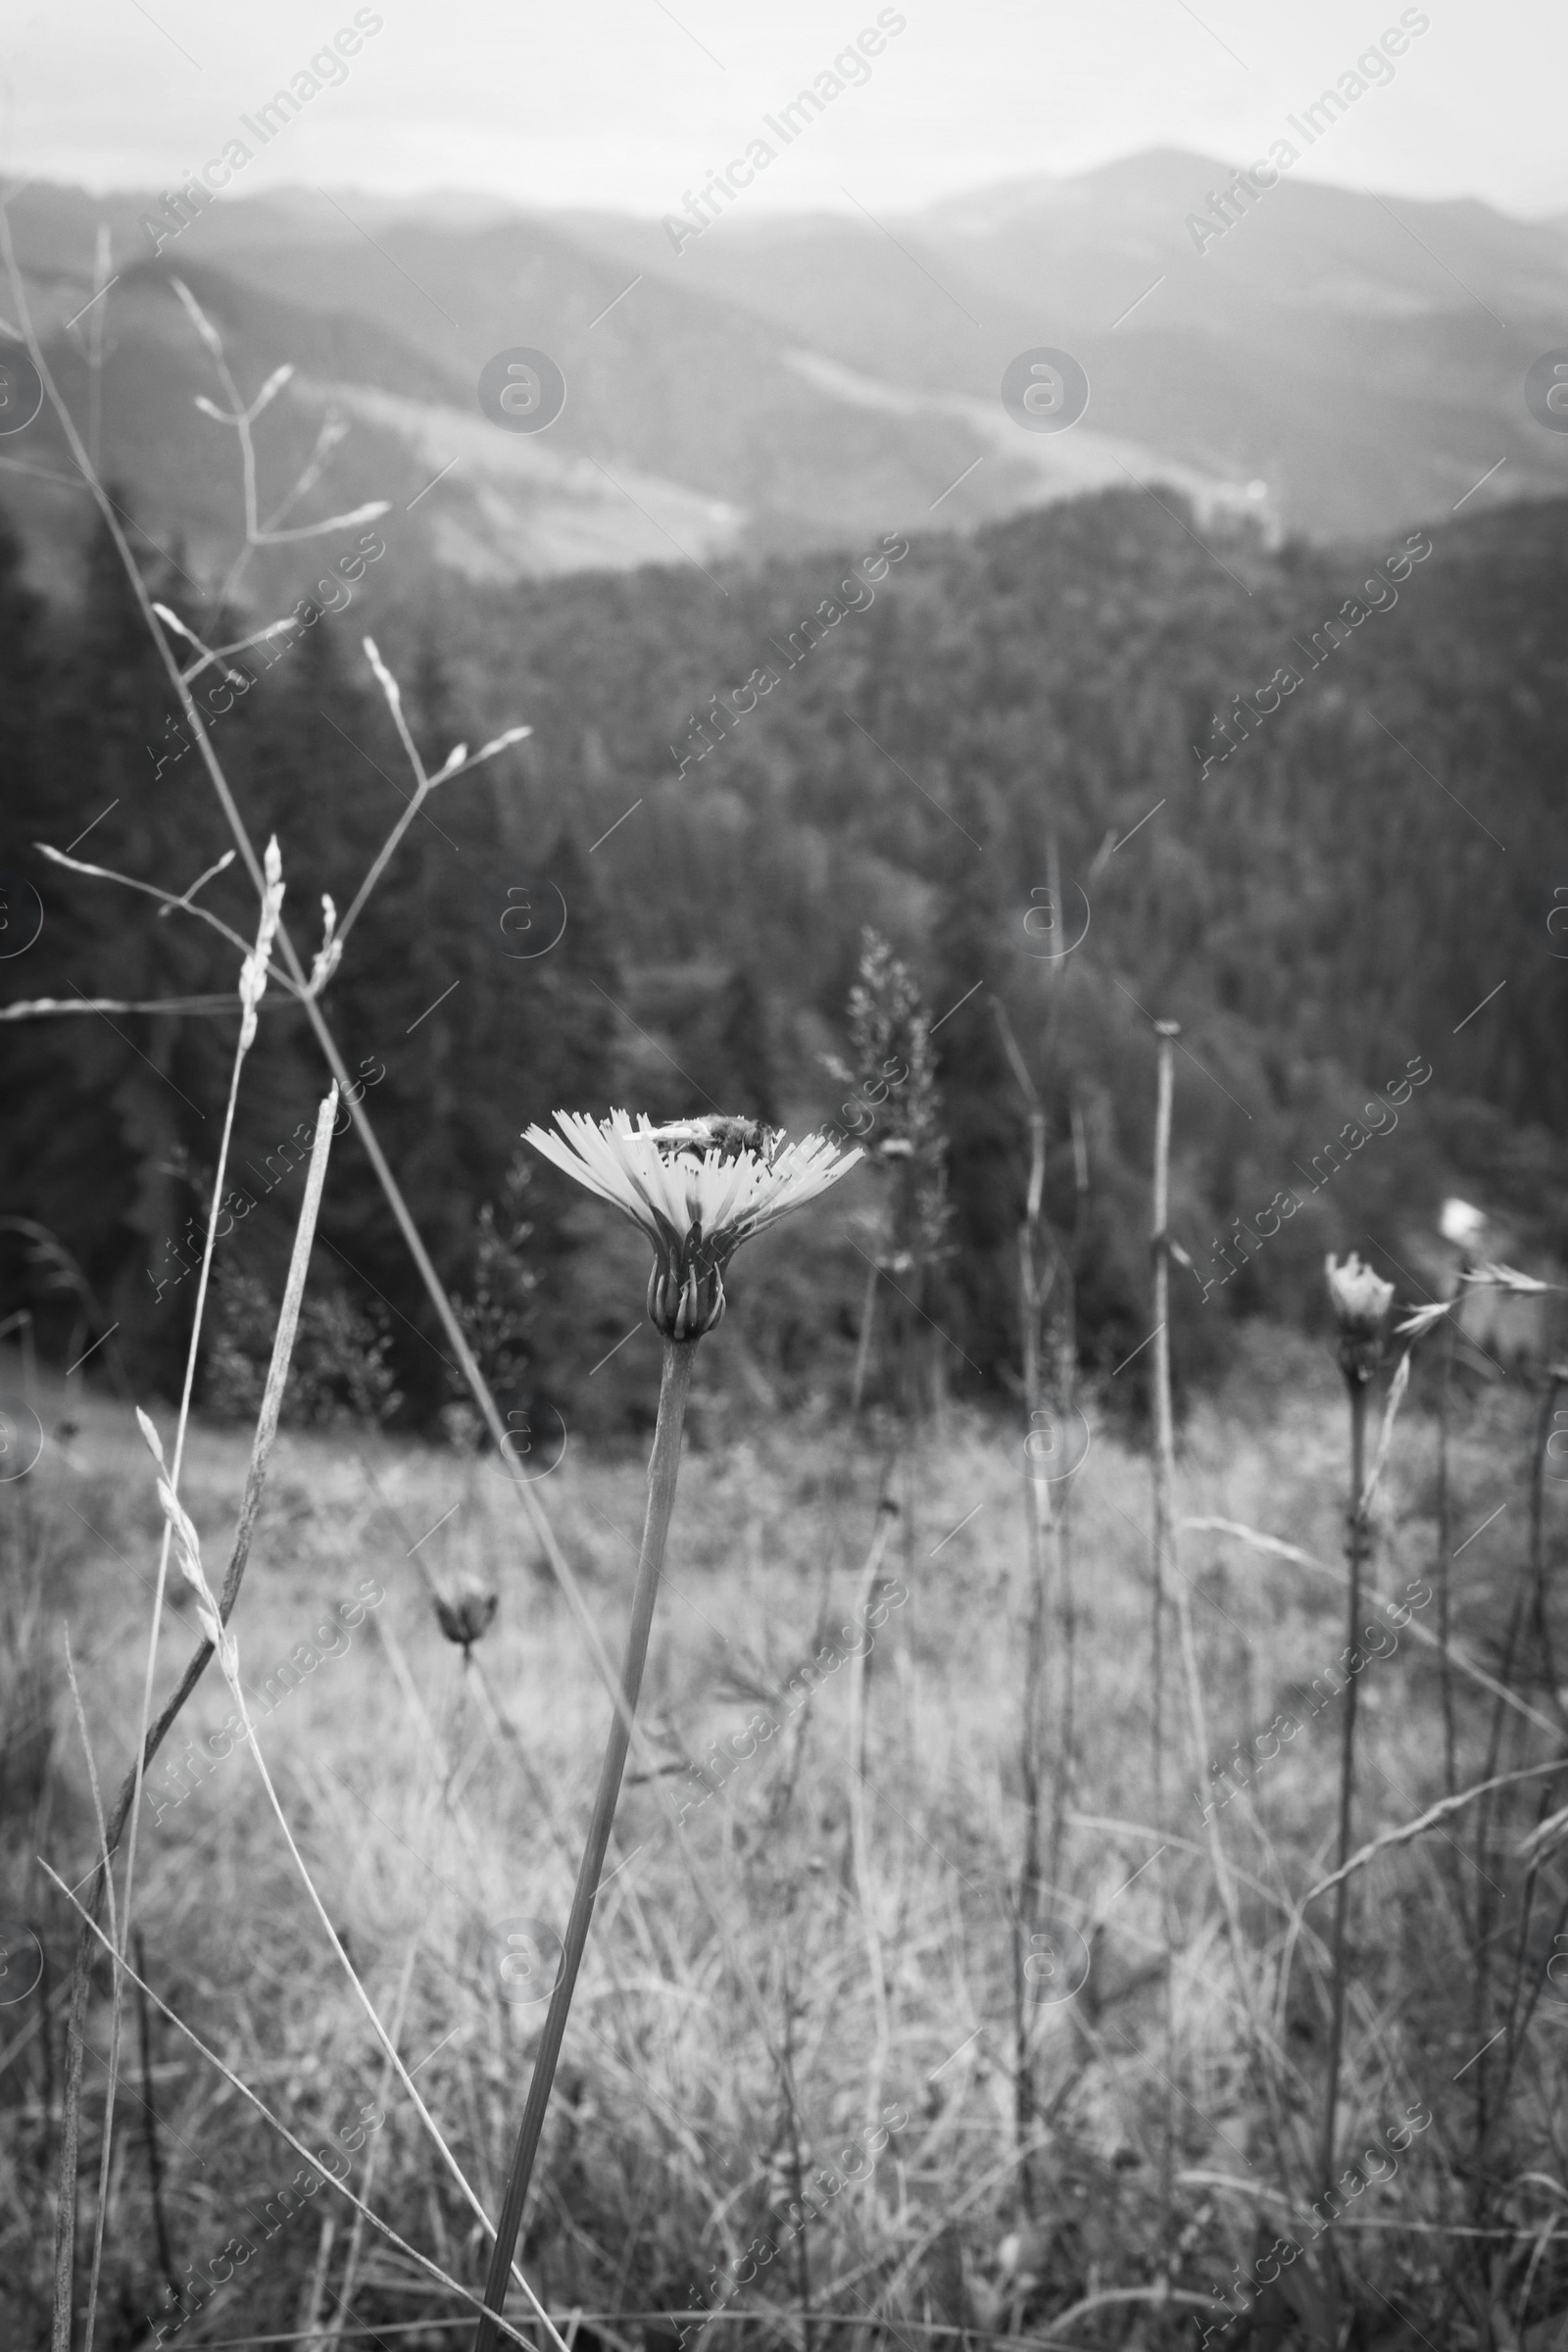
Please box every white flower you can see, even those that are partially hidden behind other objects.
[1325,1251,1395,1345]
[523,1110,861,1340]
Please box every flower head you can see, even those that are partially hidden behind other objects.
[523,1110,861,1341]
[1325,1251,1394,1385]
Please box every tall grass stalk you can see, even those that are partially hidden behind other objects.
[1150,1021,1179,1820]
[473,1335,696,2352]
[1148,1018,1180,2281]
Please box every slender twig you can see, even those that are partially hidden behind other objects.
[473,1337,696,2352]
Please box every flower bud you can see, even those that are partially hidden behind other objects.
[434,1583,499,1651]
[1325,1252,1394,1385]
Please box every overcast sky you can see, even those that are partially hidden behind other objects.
[3,0,1559,220]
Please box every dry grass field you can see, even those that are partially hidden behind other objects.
[4,1318,1564,2351]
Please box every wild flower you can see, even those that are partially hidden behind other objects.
[522,1109,860,1339]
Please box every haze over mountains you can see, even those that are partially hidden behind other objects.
[5,147,1568,601]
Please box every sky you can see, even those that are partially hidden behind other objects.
[3,0,1561,222]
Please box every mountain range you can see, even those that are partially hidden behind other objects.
[4,148,1568,602]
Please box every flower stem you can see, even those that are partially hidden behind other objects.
[1320,1374,1368,2191]
[472,1336,695,2352]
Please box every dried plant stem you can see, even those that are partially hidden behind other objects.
[1017,1125,1051,2189]
[1150,1022,1178,1820]
[992,996,1058,2209]
[847,1488,899,2160]
[1320,1375,1369,2190]
[1149,1021,1180,2272]
[1436,1322,1456,1799]
[473,1336,696,2352]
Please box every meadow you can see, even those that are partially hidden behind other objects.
[5,1306,1564,2352]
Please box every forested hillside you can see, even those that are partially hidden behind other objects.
[4,485,1565,1422]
